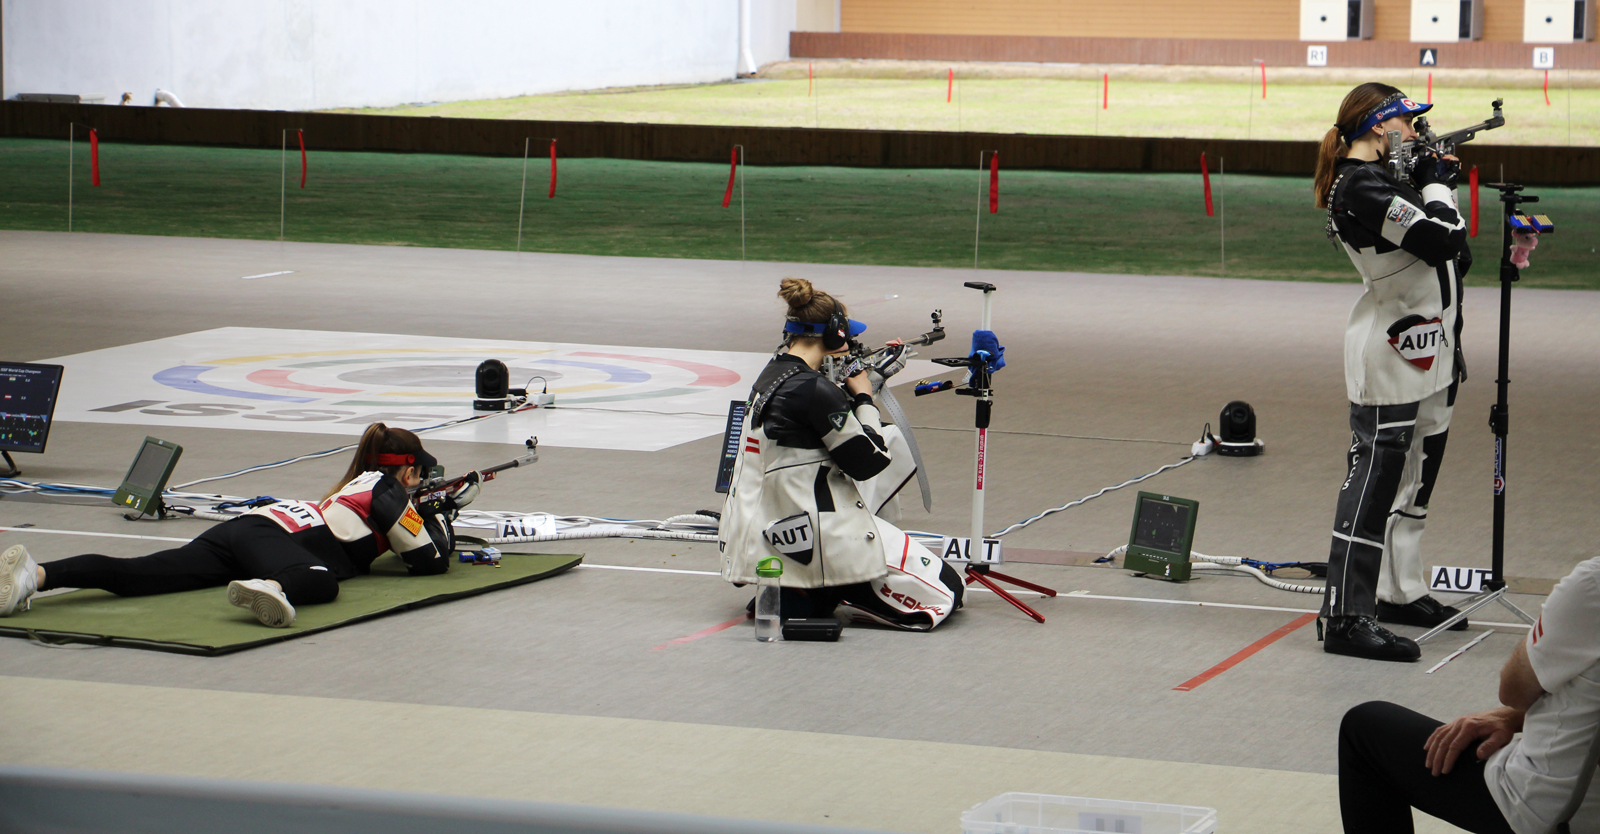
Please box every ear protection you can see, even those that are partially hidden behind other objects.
[784,300,851,351]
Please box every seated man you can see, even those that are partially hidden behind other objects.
[1338,557,1600,834]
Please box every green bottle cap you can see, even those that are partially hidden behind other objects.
[756,557,783,578]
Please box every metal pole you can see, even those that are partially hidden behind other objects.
[970,287,994,550]
[516,137,530,253]
[280,129,287,241]
[1491,189,1516,589]
[739,145,746,261]
[68,124,73,232]
[973,151,985,269]
[1219,157,1226,274]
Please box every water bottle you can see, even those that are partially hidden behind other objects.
[755,557,783,642]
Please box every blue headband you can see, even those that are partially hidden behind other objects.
[783,318,868,338]
[1341,93,1432,145]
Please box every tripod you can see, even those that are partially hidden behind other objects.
[931,281,1057,623]
[1418,182,1541,643]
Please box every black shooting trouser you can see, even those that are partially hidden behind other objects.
[1338,701,1515,834]
[40,516,341,606]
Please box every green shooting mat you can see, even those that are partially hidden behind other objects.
[0,553,582,656]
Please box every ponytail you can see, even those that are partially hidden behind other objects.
[1312,126,1347,209]
[1315,81,1406,209]
[324,422,424,500]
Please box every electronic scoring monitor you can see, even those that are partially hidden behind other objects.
[0,362,65,475]
[113,437,184,517]
[1123,491,1200,582]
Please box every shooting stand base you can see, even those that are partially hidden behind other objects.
[1417,586,1534,644]
[0,451,17,478]
[965,565,1057,623]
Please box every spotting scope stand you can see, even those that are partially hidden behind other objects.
[929,281,1057,623]
[1418,182,1541,643]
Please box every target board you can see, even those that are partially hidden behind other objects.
[41,328,931,452]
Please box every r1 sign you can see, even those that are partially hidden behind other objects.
[1307,45,1329,67]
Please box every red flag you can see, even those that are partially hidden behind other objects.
[297,129,307,188]
[1469,166,1480,237]
[722,147,738,208]
[947,68,953,103]
[549,139,558,198]
[1260,61,1267,99]
[1103,73,1108,109]
[1544,70,1551,106]
[988,152,999,214]
[1201,152,1214,217]
[89,129,101,186]
[1426,72,1432,104]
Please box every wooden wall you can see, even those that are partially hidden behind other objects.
[3,101,1593,184]
[841,0,1532,41]
[790,31,1600,68]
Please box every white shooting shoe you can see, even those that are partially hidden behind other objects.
[0,544,40,616]
[227,579,297,628]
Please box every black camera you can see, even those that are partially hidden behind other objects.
[1216,401,1262,457]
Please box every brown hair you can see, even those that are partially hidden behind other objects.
[324,422,424,500]
[777,277,846,334]
[1314,82,1404,209]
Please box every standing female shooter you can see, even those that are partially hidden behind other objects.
[719,278,963,631]
[0,423,477,628]
[1314,83,1471,661]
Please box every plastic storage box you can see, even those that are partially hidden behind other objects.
[961,792,1218,834]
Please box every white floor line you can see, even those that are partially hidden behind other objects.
[240,270,294,280]
[0,526,191,543]
[0,526,1534,628]
[577,563,719,577]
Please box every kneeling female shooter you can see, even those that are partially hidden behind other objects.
[1313,83,1471,661]
[0,423,478,627]
[719,278,963,631]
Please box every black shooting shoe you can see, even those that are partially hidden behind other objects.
[1323,615,1421,662]
[1377,596,1469,631]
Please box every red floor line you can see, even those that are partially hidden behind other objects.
[1173,612,1318,692]
[650,615,749,650]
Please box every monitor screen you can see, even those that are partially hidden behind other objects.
[0,362,64,454]
[125,440,179,494]
[1133,496,1191,554]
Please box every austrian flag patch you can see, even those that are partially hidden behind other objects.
[1387,315,1445,370]
[399,505,425,535]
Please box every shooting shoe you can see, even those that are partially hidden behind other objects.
[0,545,39,616]
[227,579,296,628]
[1323,615,1420,662]
[1377,595,1468,631]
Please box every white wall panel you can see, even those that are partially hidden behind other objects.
[2,0,794,110]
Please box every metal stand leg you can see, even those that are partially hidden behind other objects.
[1419,588,1536,643]
[0,451,18,478]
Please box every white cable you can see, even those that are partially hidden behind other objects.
[990,456,1197,538]
[1103,545,1326,595]
[485,529,717,545]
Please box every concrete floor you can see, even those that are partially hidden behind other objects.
[2,231,1597,833]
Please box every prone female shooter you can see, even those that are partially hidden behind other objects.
[0,423,478,627]
[1313,83,1471,661]
[718,278,963,630]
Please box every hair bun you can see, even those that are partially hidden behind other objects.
[778,277,815,309]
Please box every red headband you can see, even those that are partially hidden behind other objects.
[369,453,414,466]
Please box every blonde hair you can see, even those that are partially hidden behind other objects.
[1314,82,1404,209]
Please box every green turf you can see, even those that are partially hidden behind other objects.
[4,137,1596,289]
[345,76,1599,147]
[0,552,582,655]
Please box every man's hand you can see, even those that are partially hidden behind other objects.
[844,370,872,398]
[1424,706,1524,776]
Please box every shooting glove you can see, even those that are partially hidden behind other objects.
[1412,153,1460,190]
[872,344,909,380]
[449,471,481,509]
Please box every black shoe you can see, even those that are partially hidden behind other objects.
[1323,616,1421,662]
[1377,596,1468,631]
